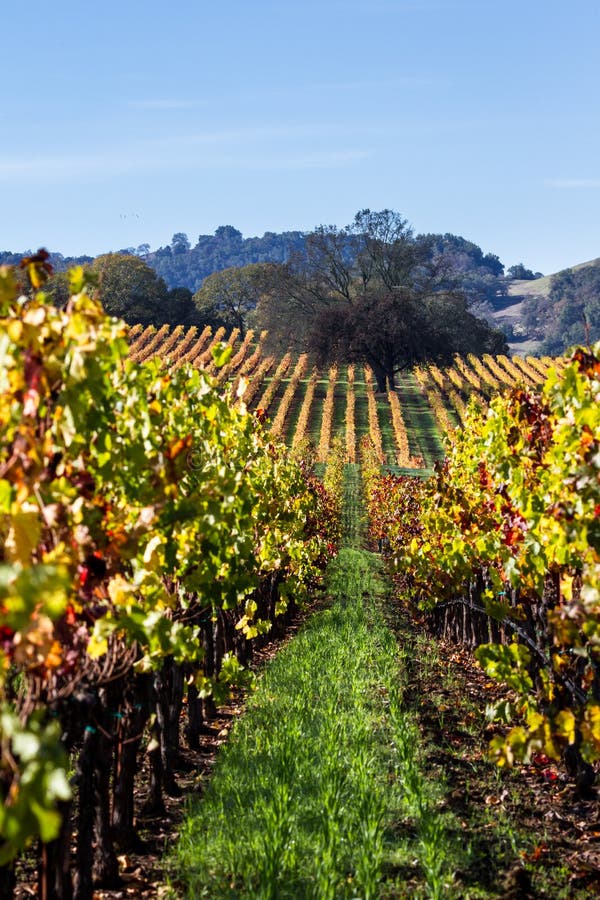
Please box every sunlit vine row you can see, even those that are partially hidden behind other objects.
[173,324,210,368]
[0,262,337,890]
[270,354,308,440]
[195,324,226,368]
[363,366,385,462]
[467,352,502,392]
[482,353,519,387]
[128,323,155,358]
[365,344,600,772]
[453,354,483,393]
[291,367,318,452]
[495,353,536,387]
[215,328,255,386]
[133,323,170,363]
[345,365,356,463]
[256,352,292,415]
[387,389,416,466]
[235,355,275,408]
[318,365,338,463]
[413,366,456,436]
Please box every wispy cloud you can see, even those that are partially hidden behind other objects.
[546,178,600,189]
[332,0,448,11]
[0,128,371,182]
[128,99,199,110]
[239,150,371,171]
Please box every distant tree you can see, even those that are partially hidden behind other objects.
[507,263,541,280]
[193,263,278,335]
[310,288,506,392]
[92,253,168,324]
[254,209,507,391]
[214,226,243,243]
[0,250,32,266]
[171,233,190,255]
[423,233,507,313]
[158,287,202,326]
[41,271,72,307]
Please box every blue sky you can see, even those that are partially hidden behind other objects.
[2,0,599,274]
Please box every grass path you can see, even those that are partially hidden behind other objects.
[170,468,461,898]
[393,373,445,470]
[166,461,593,899]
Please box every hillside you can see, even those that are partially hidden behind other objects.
[507,255,600,300]
[495,256,600,354]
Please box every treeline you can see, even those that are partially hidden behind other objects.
[0,226,307,296]
[2,219,523,315]
[4,212,512,387]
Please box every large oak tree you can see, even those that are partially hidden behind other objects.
[254,210,507,391]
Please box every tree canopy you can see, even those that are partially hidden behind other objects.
[254,210,507,391]
[91,253,169,325]
[507,263,543,280]
[193,263,278,335]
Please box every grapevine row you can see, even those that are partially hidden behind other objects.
[0,263,337,897]
[363,344,600,774]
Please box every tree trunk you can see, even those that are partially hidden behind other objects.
[185,681,203,749]
[73,727,98,900]
[155,660,184,797]
[93,727,120,887]
[145,710,165,816]
[370,361,389,393]
[111,688,149,849]
[0,862,16,899]
[38,800,73,900]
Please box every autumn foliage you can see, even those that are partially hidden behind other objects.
[364,345,600,768]
[0,260,337,886]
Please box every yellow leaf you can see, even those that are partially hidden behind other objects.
[5,507,41,563]
[87,631,108,659]
[555,709,576,744]
[582,704,600,749]
[560,574,574,602]
[143,535,163,566]
[107,575,135,606]
[7,320,23,342]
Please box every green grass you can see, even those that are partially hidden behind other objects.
[169,468,460,898]
[375,394,397,466]
[168,462,596,898]
[394,374,445,468]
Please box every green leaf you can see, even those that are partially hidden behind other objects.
[211,342,233,368]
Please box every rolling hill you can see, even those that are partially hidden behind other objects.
[495,256,600,354]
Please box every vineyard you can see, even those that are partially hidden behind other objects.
[2,262,600,899]
[128,321,561,470]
